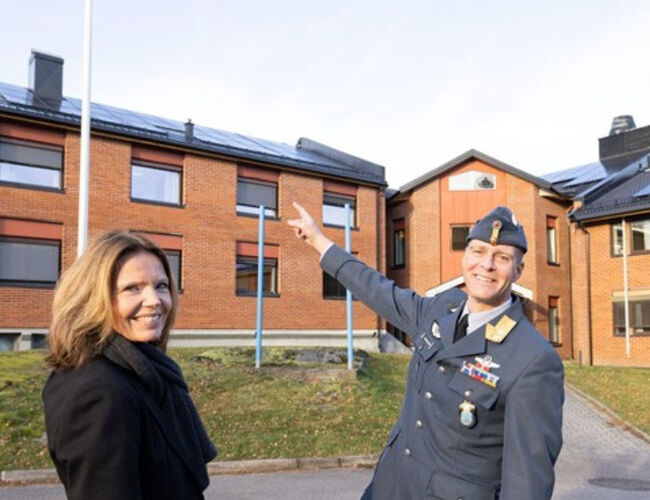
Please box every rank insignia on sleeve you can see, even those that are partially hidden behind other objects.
[485,315,516,343]
[431,321,441,339]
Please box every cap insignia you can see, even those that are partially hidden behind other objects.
[490,220,502,245]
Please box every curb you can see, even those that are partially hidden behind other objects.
[565,382,650,445]
[1,454,379,486]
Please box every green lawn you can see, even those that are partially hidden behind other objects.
[564,361,650,435]
[0,348,409,471]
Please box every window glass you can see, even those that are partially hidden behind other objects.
[0,237,60,286]
[613,299,650,335]
[548,298,559,344]
[323,272,347,298]
[323,193,356,227]
[393,228,405,267]
[631,219,650,252]
[0,138,62,189]
[164,250,182,290]
[237,179,277,217]
[0,334,18,352]
[31,334,47,349]
[451,226,470,251]
[612,222,624,256]
[547,226,557,263]
[236,256,277,295]
[131,163,181,205]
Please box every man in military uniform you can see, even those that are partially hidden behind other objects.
[288,202,563,500]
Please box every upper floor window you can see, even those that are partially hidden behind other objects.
[236,165,279,218]
[131,161,181,206]
[448,170,496,191]
[612,221,624,256]
[546,216,558,264]
[237,178,277,218]
[631,219,650,253]
[0,137,63,190]
[393,219,405,268]
[0,236,60,288]
[613,295,650,336]
[323,181,357,228]
[164,250,182,291]
[133,231,183,291]
[451,225,470,251]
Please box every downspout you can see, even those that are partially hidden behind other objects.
[577,222,594,365]
[567,218,574,360]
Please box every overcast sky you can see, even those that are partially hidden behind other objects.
[1,0,649,188]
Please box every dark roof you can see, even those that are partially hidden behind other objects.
[397,149,554,194]
[570,154,650,221]
[0,81,386,186]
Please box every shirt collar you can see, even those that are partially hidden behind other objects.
[462,297,513,334]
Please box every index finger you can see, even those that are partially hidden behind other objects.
[292,201,309,218]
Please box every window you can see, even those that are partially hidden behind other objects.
[0,236,60,287]
[448,171,496,191]
[612,222,624,256]
[631,219,650,253]
[236,257,278,296]
[131,161,181,206]
[393,219,405,268]
[323,272,347,298]
[613,297,650,336]
[236,241,279,296]
[164,250,182,290]
[237,178,277,218]
[0,137,63,190]
[547,216,558,264]
[451,225,470,251]
[548,297,559,344]
[0,333,18,352]
[323,193,356,227]
[31,334,47,349]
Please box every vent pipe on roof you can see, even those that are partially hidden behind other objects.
[28,50,63,108]
[609,115,636,136]
[185,119,194,142]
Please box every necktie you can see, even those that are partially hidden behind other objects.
[454,314,469,343]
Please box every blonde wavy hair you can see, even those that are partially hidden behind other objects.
[46,231,178,370]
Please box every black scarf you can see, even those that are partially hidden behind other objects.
[103,334,217,490]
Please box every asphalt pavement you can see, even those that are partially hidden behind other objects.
[1,386,648,499]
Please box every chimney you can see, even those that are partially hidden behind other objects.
[29,50,63,108]
[599,114,650,167]
[184,119,194,142]
[609,115,636,136]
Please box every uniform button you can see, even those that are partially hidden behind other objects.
[464,390,472,398]
[425,391,433,400]
[404,448,411,456]
[438,365,445,373]
[415,420,423,428]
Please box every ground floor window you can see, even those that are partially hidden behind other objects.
[0,333,18,351]
[236,256,278,296]
[548,296,560,344]
[613,296,650,336]
[0,236,60,287]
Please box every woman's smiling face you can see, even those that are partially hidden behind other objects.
[461,239,523,312]
[113,251,172,343]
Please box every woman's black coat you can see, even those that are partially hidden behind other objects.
[43,356,208,500]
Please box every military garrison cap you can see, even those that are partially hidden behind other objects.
[466,206,527,253]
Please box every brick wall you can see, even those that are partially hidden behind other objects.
[586,220,650,367]
[0,118,383,334]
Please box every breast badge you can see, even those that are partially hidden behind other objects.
[459,400,476,428]
[431,321,441,339]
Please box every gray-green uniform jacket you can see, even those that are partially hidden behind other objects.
[321,245,563,500]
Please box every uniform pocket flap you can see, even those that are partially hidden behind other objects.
[448,371,500,409]
[427,470,496,500]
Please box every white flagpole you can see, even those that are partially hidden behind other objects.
[77,0,93,256]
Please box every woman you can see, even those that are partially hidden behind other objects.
[43,231,217,500]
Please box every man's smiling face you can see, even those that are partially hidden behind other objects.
[461,239,524,313]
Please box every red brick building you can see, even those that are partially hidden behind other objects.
[0,52,387,351]
[386,150,574,359]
